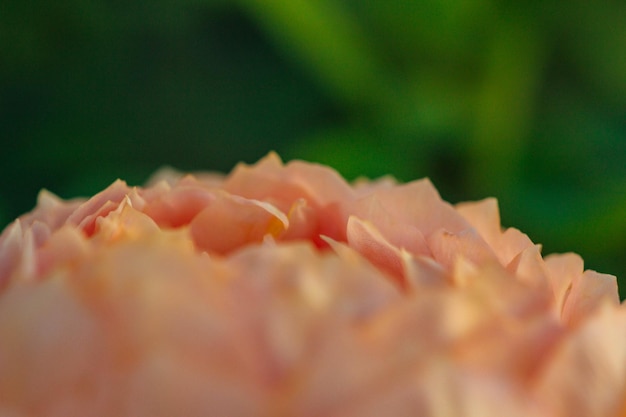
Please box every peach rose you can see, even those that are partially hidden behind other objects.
[0,153,623,416]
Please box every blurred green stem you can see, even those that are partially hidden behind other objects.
[237,0,391,111]
[468,16,545,197]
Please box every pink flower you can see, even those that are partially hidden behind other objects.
[0,153,623,416]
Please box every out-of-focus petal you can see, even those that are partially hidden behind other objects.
[36,226,89,278]
[0,153,621,416]
[534,304,626,417]
[67,180,131,236]
[142,184,215,228]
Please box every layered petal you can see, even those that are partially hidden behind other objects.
[0,153,622,417]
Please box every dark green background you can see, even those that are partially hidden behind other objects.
[2,0,625,294]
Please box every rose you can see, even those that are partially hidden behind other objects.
[0,153,623,416]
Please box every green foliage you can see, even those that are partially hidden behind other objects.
[1,0,625,293]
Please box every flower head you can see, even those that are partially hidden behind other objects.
[0,153,623,416]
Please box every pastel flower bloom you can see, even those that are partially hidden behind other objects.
[0,153,623,416]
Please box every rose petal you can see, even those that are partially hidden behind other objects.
[346,216,406,288]
[427,228,499,269]
[561,270,619,326]
[67,179,131,236]
[142,183,216,228]
[190,192,288,254]
[456,198,535,266]
[534,304,626,416]
[361,179,470,239]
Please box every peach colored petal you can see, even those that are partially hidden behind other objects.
[456,198,535,265]
[334,363,550,417]
[223,154,352,244]
[455,198,501,241]
[410,363,550,417]
[561,270,619,326]
[277,198,318,242]
[127,350,264,417]
[362,179,470,238]
[190,192,288,254]
[506,245,551,290]
[0,153,622,416]
[93,197,161,244]
[451,258,553,320]
[224,152,353,210]
[67,179,131,236]
[402,253,449,290]
[36,226,89,278]
[29,220,51,248]
[352,194,431,256]
[142,183,215,228]
[0,221,24,290]
[0,275,102,413]
[0,221,37,290]
[427,227,498,269]
[23,189,84,232]
[534,304,626,417]
[346,216,406,287]
[544,253,584,314]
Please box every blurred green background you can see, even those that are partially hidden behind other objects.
[1,0,625,293]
